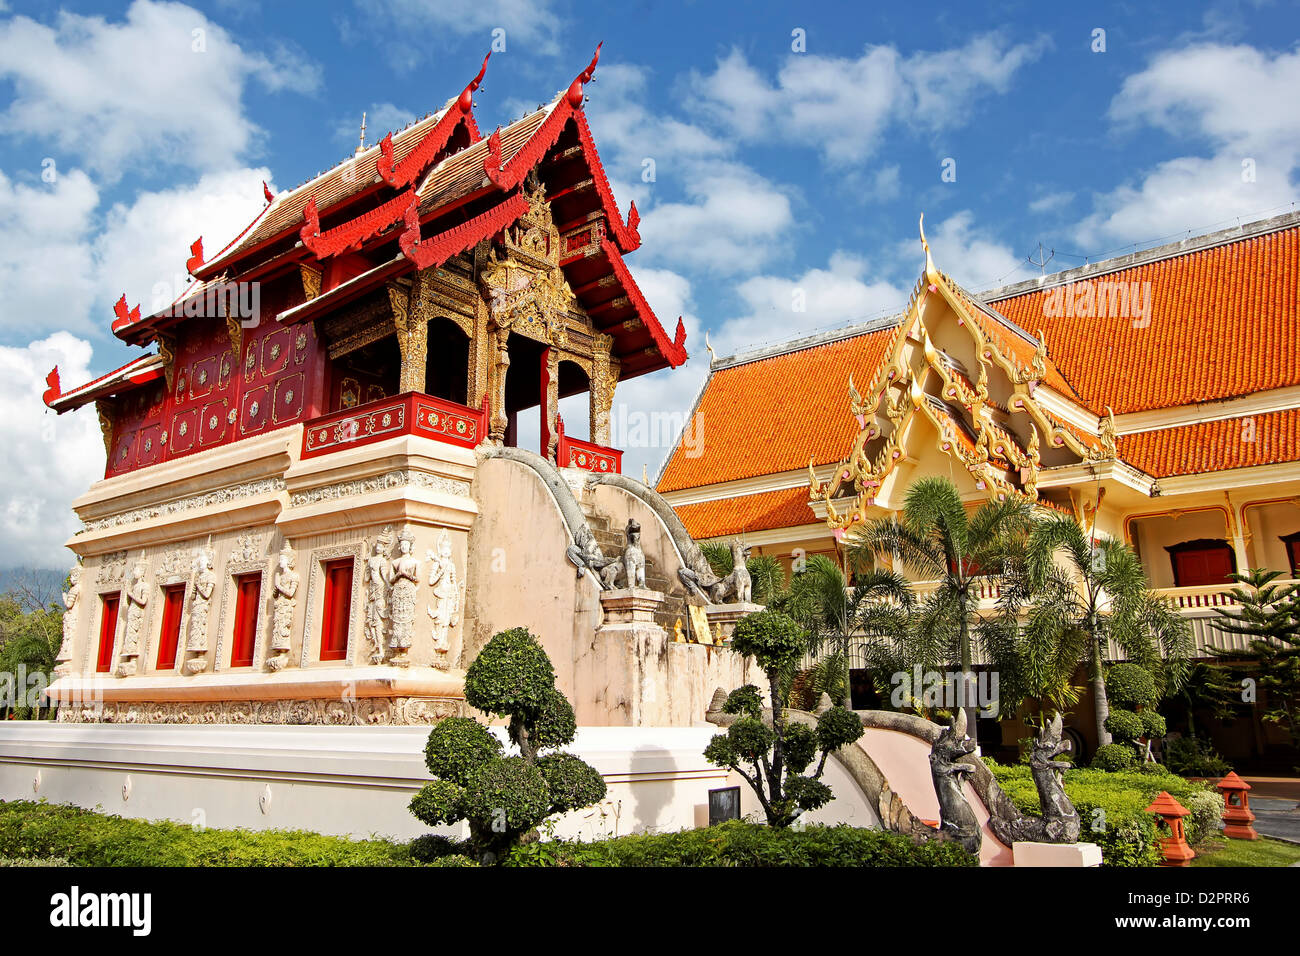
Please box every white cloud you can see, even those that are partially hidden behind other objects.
[692,34,1050,166]
[0,0,320,180]
[350,0,563,67]
[96,167,274,315]
[0,164,275,341]
[0,332,103,569]
[1029,191,1074,214]
[718,251,908,356]
[1080,42,1300,246]
[916,210,1029,290]
[0,168,101,338]
[636,162,795,275]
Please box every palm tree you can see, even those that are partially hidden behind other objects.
[784,553,913,708]
[847,476,1033,744]
[1010,512,1192,748]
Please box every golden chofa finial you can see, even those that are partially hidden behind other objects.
[919,212,938,284]
[705,331,717,366]
[355,112,367,155]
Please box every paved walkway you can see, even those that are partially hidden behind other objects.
[1242,776,1300,801]
[1246,796,1300,844]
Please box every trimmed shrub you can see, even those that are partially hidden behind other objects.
[1091,743,1137,771]
[731,610,807,672]
[1106,663,1157,708]
[1140,711,1167,740]
[1103,709,1144,743]
[504,820,977,867]
[463,626,555,716]
[412,627,605,863]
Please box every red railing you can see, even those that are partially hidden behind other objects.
[301,392,487,459]
[556,415,622,474]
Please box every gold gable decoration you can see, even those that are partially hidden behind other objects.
[478,173,581,348]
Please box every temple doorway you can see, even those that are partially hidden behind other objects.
[504,332,545,449]
[425,318,470,406]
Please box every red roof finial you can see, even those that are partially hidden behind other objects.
[484,127,506,187]
[112,294,141,331]
[186,237,204,274]
[459,51,491,112]
[566,41,602,108]
[263,181,274,204]
[42,366,61,408]
[300,196,321,244]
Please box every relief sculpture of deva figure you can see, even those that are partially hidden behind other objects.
[120,557,151,676]
[365,528,393,664]
[268,545,298,671]
[426,530,459,670]
[184,550,215,675]
[55,562,81,677]
[387,529,419,666]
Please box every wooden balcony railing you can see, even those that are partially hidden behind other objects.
[556,415,622,474]
[301,392,487,460]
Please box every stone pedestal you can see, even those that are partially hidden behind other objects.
[703,602,765,643]
[1012,842,1103,867]
[599,587,667,625]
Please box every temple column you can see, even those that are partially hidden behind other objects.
[468,288,490,409]
[589,333,617,448]
[389,281,426,394]
[488,325,510,444]
[540,346,560,463]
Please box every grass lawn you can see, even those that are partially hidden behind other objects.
[1189,834,1300,867]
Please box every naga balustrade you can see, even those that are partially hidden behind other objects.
[556,414,622,474]
[301,392,488,459]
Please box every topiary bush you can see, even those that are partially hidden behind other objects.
[1091,742,1137,771]
[1106,663,1157,708]
[410,627,606,863]
[705,611,865,828]
[1104,709,1144,743]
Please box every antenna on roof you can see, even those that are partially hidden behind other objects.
[355,112,367,155]
[1027,242,1054,275]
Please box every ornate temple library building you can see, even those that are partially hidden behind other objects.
[41,50,755,729]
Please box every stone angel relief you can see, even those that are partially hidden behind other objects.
[426,531,460,670]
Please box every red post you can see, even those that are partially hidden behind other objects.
[1144,791,1196,866]
[1215,771,1259,841]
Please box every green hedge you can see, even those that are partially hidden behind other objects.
[986,763,1222,867]
[503,820,977,867]
[0,801,418,867]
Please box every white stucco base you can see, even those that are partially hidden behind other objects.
[0,723,878,843]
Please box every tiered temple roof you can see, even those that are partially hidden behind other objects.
[46,46,685,420]
[659,212,1300,539]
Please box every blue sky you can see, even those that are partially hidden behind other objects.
[1,0,1298,565]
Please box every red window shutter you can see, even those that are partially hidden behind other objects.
[230,574,262,668]
[155,585,186,671]
[1169,540,1236,587]
[96,594,120,673]
[320,559,353,661]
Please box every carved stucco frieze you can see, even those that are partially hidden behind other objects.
[287,470,471,509]
[80,479,286,534]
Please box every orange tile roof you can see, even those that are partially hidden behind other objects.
[657,328,895,492]
[943,278,1078,400]
[1116,408,1300,478]
[673,486,816,540]
[990,224,1300,414]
